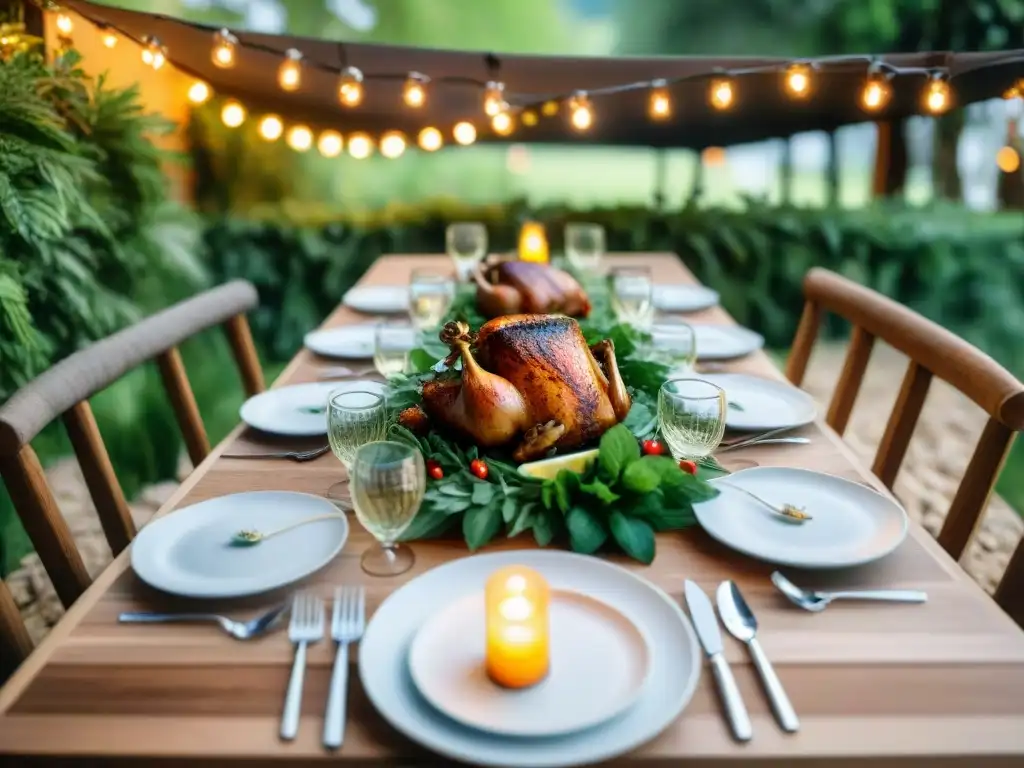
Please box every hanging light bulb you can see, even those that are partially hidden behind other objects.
[541,100,559,117]
[141,37,167,70]
[348,132,373,159]
[187,81,211,105]
[258,115,284,141]
[418,127,443,151]
[212,29,237,69]
[923,74,951,114]
[56,14,73,36]
[286,125,313,152]
[648,79,671,120]
[491,108,515,136]
[568,91,594,131]
[521,110,538,127]
[709,78,734,110]
[860,66,893,112]
[317,130,344,157]
[403,72,428,108]
[221,100,246,128]
[1005,79,1024,100]
[338,66,364,107]
[453,121,477,146]
[97,25,117,48]
[277,49,303,92]
[484,81,506,117]
[997,145,1021,173]
[784,63,812,98]
[380,131,407,159]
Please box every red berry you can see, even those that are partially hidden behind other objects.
[678,459,698,475]
[642,439,664,456]
[428,464,444,480]
[470,458,489,480]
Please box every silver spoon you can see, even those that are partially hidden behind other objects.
[771,572,928,612]
[715,480,812,524]
[118,602,288,639]
[232,513,344,546]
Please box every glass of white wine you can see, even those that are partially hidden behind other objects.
[409,268,455,331]
[349,440,425,576]
[609,266,655,329]
[326,389,389,507]
[565,222,605,274]
[658,378,726,460]
[446,222,487,282]
[650,320,697,374]
[374,319,419,379]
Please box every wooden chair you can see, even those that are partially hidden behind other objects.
[786,267,1024,628]
[0,280,264,675]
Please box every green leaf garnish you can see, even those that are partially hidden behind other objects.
[728,401,745,411]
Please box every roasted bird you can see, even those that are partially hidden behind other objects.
[473,259,591,319]
[400,316,630,462]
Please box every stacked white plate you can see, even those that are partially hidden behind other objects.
[239,380,387,436]
[697,372,817,432]
[359,550,702,767]
[304,323,377,359]
[652,284,719,313]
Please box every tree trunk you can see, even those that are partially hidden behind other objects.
[932,111,964,201]
[825,129,839,206]
[873,119,909,198]
[779,137,793,205]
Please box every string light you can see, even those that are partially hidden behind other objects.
[923,73,951,114]
[141,37,167,70]
[317,130,343,157]
[997,145,1020,173]
[453,121,477,146]
[212,28,237,68]
[187,80,211,105]
[338,66,364,107]
[709,78,734,110]
[221,100,246,128]
[860,68,893,112]
[418,126,443,151]
[286,125,313,152]
[568,91,594,131]
[484,81,506,117]
[491,109,515,136]
[784,63,812,98]
[522,110,538,127]
[403,72,428,108]
[56,14,73,36]
[380,131,407,159]
[277,48,303,92]
[102,30,117,48]
[347,132,373,159]
[258,115,283,141]
[648,79,671,120]
[542,100,559,117]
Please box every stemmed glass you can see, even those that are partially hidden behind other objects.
[326,389,389,507]
[374,318,419,379]
[349,440,425,576]
[408,268,455,331]
[446,222,487,282]
[565,223,605,275]
[657,379,726,460]
[608,266,655,330]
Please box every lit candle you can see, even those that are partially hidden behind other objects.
[518,221,549,264]
[484,565,550,689]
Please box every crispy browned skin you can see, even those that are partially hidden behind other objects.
[474,261,590,318]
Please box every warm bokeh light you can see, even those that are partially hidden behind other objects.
[347,132,373,159]
[380,131,407,159]
[317,130,344,157]
[492,110,515,136]
[648,80,671,120]
[924,77,951,114]
[278,49,303,92]
[709,78,734,110]
[453,121,477,145]
[212,29,236,69]
[286,125,313,152]
[521,110,538,127]
[541,100,559,117]
[403,73,427,107]
[784,64,812,98]
[187,81,211,105]
[861,74,892,112]
[102,31,117,48]
[484,81,505,117]
[997,145,1021,173]
[569,92,593,131]
[221,101,246,128]
[338,67,364,107]
[702,146,727,167]
[418,126,443,151]
[56,14,73,36]
[258,115,283,141]
[142,38,166,70]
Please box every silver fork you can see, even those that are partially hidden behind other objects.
[323,586,366,749]
[222,445,330,462]
[280,592,325,741]
[118,603,288,640]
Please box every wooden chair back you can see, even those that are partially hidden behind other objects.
[786,267,1024,628]
[0,281,264,674]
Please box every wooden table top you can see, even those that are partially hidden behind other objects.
[2,253,1024,766]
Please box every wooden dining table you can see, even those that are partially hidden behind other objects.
[2,253,1023,766]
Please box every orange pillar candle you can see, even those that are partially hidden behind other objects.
[484,565,551,688]
[518,221,549,263]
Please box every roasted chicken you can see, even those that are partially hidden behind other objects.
[401,315,630,462]
[473,259,591,319]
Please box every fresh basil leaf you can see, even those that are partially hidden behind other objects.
[409,348,439,373]
[399,505,453,541]
[621,457,662,493]
[580,478,621,504]
[566,506,608,554]
[632,492,696,531]
[438,484,472,498]
[509,502,536,538]
[554,469,580,513]
[622,401,654,435]
[541,481,556,510]
[445,498,472,515]
[463,504,502,551]
[471,482,495,506]
[661,468,720,503]
[466,445,479,461]
[532,509,556,547]
[501,496,518,523]
[609,511,656,564]
[598,424,640,482]
[727,401,745,411]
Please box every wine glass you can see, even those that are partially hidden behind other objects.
[349,440,425,576]
[446,222,487,282]
[326,389,389,507]
[565,223,605,274]
[657,378,726,460]
[408,268,455,331]
[374,319,419,379]
[650,320,697,373]
[608,266,654,329]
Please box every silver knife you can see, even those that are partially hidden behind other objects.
[717,580,799,733]
[684,580,753,742]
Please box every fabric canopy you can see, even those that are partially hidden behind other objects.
[67,0,1024,149]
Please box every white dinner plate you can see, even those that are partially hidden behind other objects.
[130,491,348,598]
[343,285,409,314]
[239,380,386,437]
[652,284,719,313]
[696,373,817,431]
[360,550,701,768]
[695,467,908,569]
[304,323,376,359]
[408,589,652,739]
[651,322,764,361]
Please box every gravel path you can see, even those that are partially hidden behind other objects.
[5,343,1022,644]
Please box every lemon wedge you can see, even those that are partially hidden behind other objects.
[518,449,599,480]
